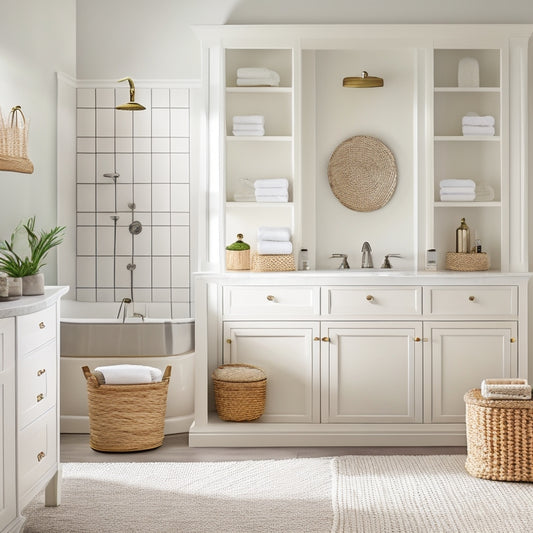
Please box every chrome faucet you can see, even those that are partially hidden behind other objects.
[381,254,401,269]
[133,312,145,322]
[116,297,132,323]
[361,242,373,268]
[330,253,350,269]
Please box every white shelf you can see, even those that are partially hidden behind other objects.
[226,87,292,93]
[226,201,293,207]
[434,136,500,142]
[434,201,501,208]
[226,135,292,142]
[434,87,500,93]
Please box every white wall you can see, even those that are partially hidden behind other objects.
[0,0,76,284]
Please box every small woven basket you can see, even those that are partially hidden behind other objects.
[82,365,171,452]
[212,363,266,421]
[250,252,295,272]
[464,388,533,481]
[445,252,489,271]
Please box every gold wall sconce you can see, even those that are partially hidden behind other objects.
[343,71,384,88]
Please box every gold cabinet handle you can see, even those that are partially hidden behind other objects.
[37,451,46,462]
[322,337,330,342]
[313,337,320,341]
[36,393,44,402]
[266,295,275,301]
[39,321,46,329]
[366,295,374,301]
[468,296,475,302]
[511,337,516,343]
[226,339,232,344]
[37,368,46,376]
[414,337,421,342]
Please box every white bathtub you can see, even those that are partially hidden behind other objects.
[59,300,195,435]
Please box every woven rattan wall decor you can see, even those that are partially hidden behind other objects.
[0,106,34,174]
[327,135,397,212]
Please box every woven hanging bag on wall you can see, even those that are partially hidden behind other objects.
[0,106,34,174]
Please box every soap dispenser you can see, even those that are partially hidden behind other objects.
[455,218,470,253]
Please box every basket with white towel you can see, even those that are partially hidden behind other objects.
[236,67,280,87]
[462,114,495,136]
[252,225,295,271]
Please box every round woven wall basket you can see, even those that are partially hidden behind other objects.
[327,135,397,212]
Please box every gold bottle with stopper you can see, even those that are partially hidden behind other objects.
[455,217,470,253]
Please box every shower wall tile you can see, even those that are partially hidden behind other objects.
[76,85,191,316]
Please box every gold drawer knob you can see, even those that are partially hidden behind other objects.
[414,337,421,342]
[36,393,44,402]
[511,337,516,343]
[322,337,330,342]
[226,339,232,344]
[266,295,275,302]
[39,321,46,329]
[366,295,374,301]
[37,368,46,376]
[313,337,320,341]
[468,296,475,302]
[37,451,46,462]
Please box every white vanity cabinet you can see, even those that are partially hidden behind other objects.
[0,287,68,533]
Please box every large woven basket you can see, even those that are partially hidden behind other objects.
[82,365,171,452]
[464,388,533,481]
[446,252,489,271]
[250,252,295,272]
[212,363,266,421]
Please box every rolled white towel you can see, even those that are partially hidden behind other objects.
[257,240,293,255]
[440,191,476,202]
[237,77,280,87]
[233,115,265,125]
[462,115,495,127]
[232,128,265,136]
[254,178,289,189]
[439,179,476,189]
[256,195,288,203]
[237,67,280,80]
[462,125,495,136]
[94,364,163,385]
[254,187,289,196]
[258,226,291,242]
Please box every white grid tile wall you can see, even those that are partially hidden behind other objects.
[75,87,191,317]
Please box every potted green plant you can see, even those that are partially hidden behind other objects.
[0,216,65,295]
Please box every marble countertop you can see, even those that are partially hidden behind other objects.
[0,286,69,319]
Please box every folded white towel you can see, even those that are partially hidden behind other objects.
[233,192,256,202]
[254,178,289,189]
[237,68,280,80]
[475,183,495,202]
[254,187,289,196]
[439,179,476,189]
[232,128,265,136]
[258,226,291,242]
[481,378,532,400]
[257,240,293,255]
[462,125,495,136]
[256,195,289,203]
[439,186,475,194]
[440,192,476,202]
[462,115,495,127]
[232,124,266,133]
[237,77,280,87]
[94,364,163,385]
[233,115,265,125]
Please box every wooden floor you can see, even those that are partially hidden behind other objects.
[61,433,466,462]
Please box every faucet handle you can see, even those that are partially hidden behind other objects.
[381,254,401,269]
[330,253,350,269]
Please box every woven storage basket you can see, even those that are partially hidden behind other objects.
[464,388,533,481]
[82,365,171,452]
[250,252,295,272]
[445,252,489,271]
[212,363,266,421]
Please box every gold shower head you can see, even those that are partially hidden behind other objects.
[343,71,384,88]
[116,77,146,110]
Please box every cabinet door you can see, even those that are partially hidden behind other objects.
[0,318,16,531]
[425,322,517,423]
[223,321,320,423]
[322,322,423,423]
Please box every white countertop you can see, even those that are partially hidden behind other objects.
[0,286,69,319]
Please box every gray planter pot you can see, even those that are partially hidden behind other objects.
[8,277,22,297]
[22,273,45,295]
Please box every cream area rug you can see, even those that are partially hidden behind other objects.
[23,456,533,533]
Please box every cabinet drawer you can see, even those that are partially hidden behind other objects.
[17,305,56,354]
[18,407,57,499]
[18,340,57,429]
[223,286,319,316]
[425,286,518,316]
[323,286,422,316]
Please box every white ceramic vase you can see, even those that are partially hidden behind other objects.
[22,272,45,295]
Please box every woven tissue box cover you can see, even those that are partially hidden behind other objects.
[250,252,295,272]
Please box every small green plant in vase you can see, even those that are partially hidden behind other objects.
[0,216,65,295]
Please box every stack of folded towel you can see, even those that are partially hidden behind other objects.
[254,178,289,203]
[462,114,495,136]
[256,226,292,255]
[232,115,265,137]
[481,378,532,400]
[236,67,280,87]
[439,179,476,202]
[94,364,163,385]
